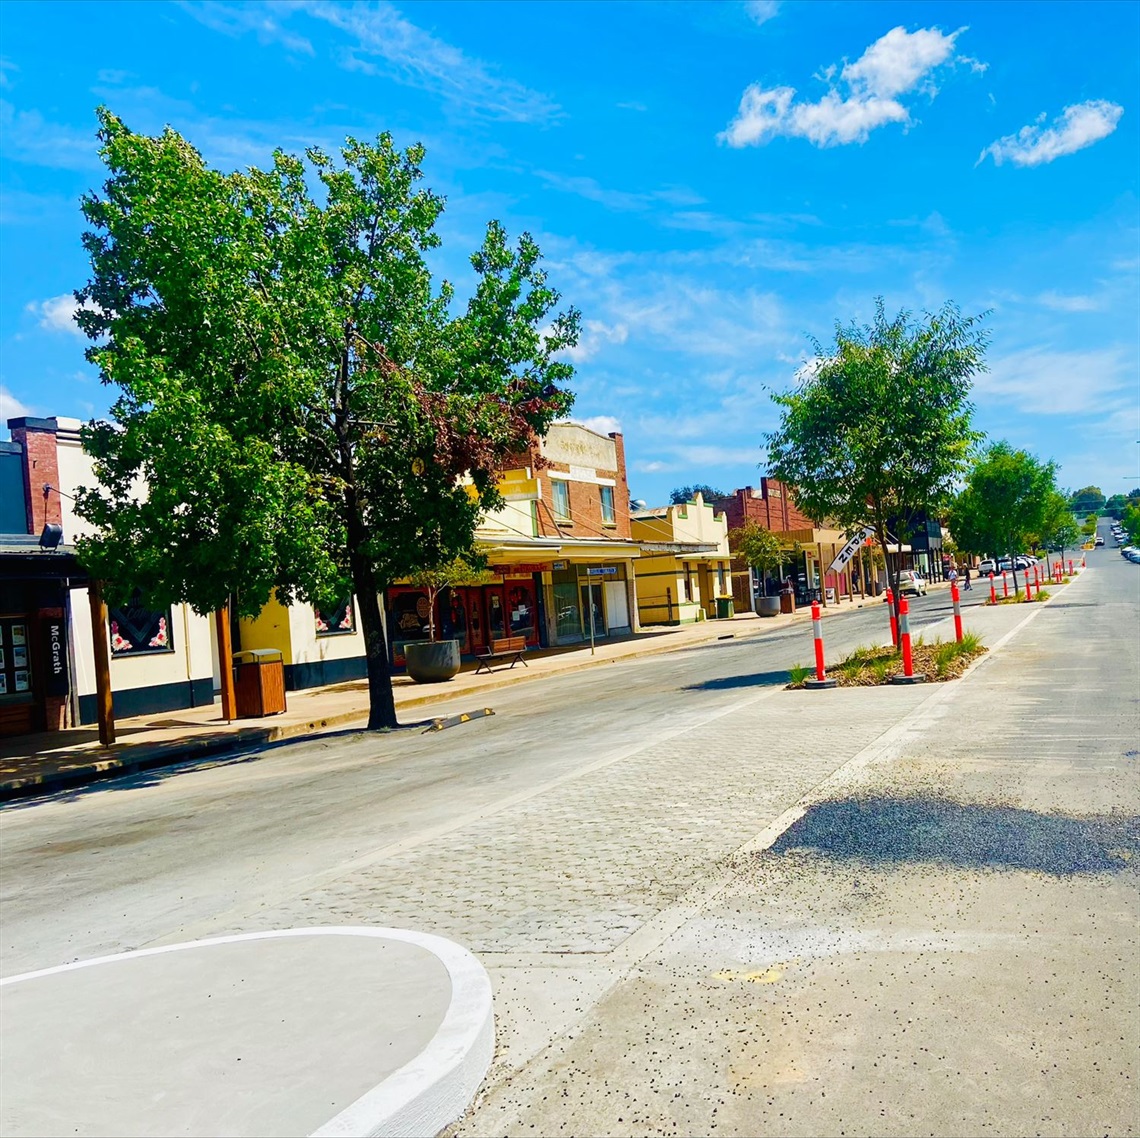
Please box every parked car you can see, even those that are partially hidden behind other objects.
[896,570,928,596]
[1014,555,1034,569]
[978,559,997,576]
[1126,550,1140,564]
[1095,535,1105,546]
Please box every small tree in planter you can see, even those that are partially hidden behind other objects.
[405,557,497,682]
[729,522,792,613]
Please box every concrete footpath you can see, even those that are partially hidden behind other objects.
[0,596,878,800]
[1,927,493,1138]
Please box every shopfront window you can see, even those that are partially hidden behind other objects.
[315,596,355,636]
[553,580,580,641]
[488,592,507,639]
[504,580,537,642]
[109,593,174,656]
[0,619,31,696]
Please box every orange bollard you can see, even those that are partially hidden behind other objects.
[812,601,825,681]
[1068,559,1074,576]
[1002,572,1009,599]
[900,597,914,675]
[989,572,997,605]
[885,587,898,645]
[951,581,963,642]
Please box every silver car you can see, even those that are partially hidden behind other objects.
[897,570,928,596]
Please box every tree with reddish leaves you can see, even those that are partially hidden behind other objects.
[74,110,579,729]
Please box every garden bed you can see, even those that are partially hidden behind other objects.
[788,635,988,688]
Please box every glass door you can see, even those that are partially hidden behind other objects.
[579,582,605,639]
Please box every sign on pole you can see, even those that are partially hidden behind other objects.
[827,527,874,575]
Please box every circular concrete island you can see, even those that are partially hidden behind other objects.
[0,927,494,1138]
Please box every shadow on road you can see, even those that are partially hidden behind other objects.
[771,796,1140,875]
[683,670,790,691]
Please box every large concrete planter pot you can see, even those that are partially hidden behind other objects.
[756,596,782,618]
[404,639,461,683]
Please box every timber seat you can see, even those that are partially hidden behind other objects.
[473,635,528,675]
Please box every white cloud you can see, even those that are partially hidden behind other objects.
[298,1,558,123]
[0,59,18,90]
[561,319,629,363]
[0,100,97,170]
[720,25,968,148]
[979,346,1129,414]
[534,170,703,212]
[745,1,780,26]
[181,1,314,54]
[573,415,623,436]
[633,459,671,474]
[0,384,37,423]
[25,294,95,337]
[978,100,1123,167]
[1036,291,1102,313]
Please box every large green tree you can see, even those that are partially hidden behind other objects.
[74,110,579,729]
[728,522,793,594]
[1069,485,1105,515]
[1032,489,1081,562]
[946,442,1056,593]
[766,298,987,617]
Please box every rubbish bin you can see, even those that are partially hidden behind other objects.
[233,648,288,718]
[715,596,734,620]
[780,589,795,615]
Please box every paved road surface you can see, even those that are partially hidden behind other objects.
[2,547,1135,1137]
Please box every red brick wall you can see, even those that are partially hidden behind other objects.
[532,432,632,542]
[9,420,61,535]
[712,479,815,535]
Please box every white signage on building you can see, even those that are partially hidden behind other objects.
[827,527,875,575]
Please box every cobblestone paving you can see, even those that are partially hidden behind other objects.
[257,687,931,952]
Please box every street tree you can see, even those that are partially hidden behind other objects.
[409,557,496,642]
[1069,485,1105,515]
[1033,490,1081,564]
[946,442,1056,594]
[670,484,728,504]
[728,522,793,596]
[73,110,579,729]
[766,298,987,619]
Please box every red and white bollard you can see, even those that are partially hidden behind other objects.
[1025,573,1034,601]
[989,572,997,605]
[890,596,925,684]
[1068,559,1074,576]
[1002,572,1010,599]
[805,601,836,688]
[885,587,898,645]
[951,580,963,642]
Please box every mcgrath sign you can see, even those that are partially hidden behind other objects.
[827,527,875,575]
[42,619,69,696]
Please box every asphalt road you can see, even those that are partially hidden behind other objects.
[1,587,948,971]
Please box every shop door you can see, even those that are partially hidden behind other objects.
[579,582,605,639]
[504,579,538,645]
[487,590,508,643]
[466,591,488,654]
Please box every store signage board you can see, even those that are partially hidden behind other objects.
[586,566,618,577]
[827,527,875,575]
[43,620,69,696]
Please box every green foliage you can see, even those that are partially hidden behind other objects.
[947,442,1056,563]
[766,297,986,607]
[788,663,811,686]
[1069,485,1105,515]
[670,484,728,504]
[409,556,496,640]
[1033,489,1081,555]
[73,109,580,728]
[728,521,790,577]
[1124,504,1140,543]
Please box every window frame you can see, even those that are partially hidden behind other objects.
[551,479,572,523]
[315,596,356,637]
[599,485,616,525]
[108,593,175,657]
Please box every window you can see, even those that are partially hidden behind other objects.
[552,479,572,522]
[109,592,174,656]
[315,596,355,636]
[599,485,616,525]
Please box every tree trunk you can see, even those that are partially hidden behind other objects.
[351,551,399,730]
[875,519,902,631]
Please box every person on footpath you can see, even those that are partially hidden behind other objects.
[947,564,958,587]
[962,564,972,591]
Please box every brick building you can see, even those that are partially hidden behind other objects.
[709,479,864,611]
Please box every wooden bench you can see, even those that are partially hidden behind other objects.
[473,635,528,675]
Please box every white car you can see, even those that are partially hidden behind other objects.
[896,570,928,596]
[978,559,997,576]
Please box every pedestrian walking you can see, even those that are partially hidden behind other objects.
[947,564,958,587]
[962,564,972,591]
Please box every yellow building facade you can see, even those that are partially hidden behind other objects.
[631,493,733,625]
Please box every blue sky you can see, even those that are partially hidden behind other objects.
[2,0,1138,504]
